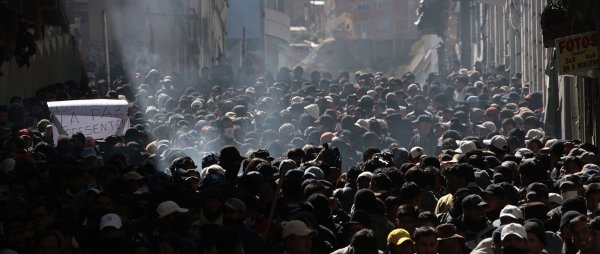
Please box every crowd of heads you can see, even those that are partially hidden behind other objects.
[0,63,598,254]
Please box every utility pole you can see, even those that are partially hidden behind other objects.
[241,27,246,67]
[459,0,472,68]
[103,9,111,84]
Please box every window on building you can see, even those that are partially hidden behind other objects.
[357,20,369,34]
[378,17,391,31]
[378,0,390,9]
[358,3,370,12]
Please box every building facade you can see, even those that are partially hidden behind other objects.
[85,0,227,81]
[227,0,291,74]
[324,0,419,64]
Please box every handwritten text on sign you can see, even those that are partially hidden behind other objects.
[556,31,599,75]
[47,99,130,141]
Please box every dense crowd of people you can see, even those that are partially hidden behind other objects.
[0,62,598,254]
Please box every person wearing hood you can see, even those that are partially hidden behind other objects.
[352,189,395,251]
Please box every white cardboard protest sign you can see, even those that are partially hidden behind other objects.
[47,99,130,142]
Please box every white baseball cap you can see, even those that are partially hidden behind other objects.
[514,148,534,159]
[477,121,497,133]
[501,223,527,240]
[200,164,225,179]
[499,205,523,220]
[483,135,508,151]
[156,200,189,218]
[99,213,122,230]
[291,96,303,104]
[410,146,425,160]
[525,129,544,140]
[455,140,476,154]
[355,119,370,132]
[282,220,315,239]
[548,192,563,205]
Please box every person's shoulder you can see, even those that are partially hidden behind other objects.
[333,187,344,196]
[331,246,351,254]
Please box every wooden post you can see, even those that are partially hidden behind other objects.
[103,9,111,84]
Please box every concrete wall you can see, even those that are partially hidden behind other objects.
[0,34,82,104]
[264,8,291,72]
[264,8,291,43]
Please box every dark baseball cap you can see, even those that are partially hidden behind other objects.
[585,183,600,197]
[561,197,586,214]
[521,202,549,221]
[484,184,506,197]
[526,182,549,199]
[560,211,582,229]
[462,194,488,209]
[524,219,546,244]
[493,166,511,179]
